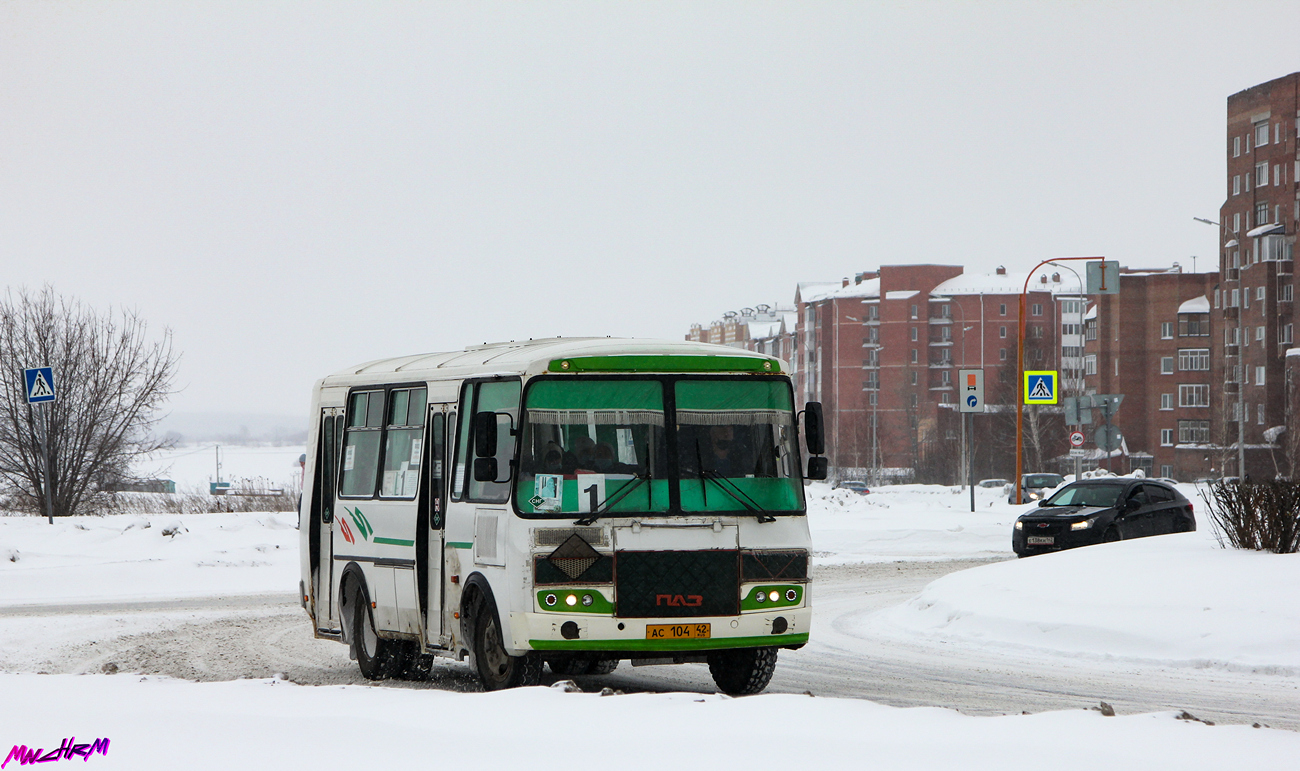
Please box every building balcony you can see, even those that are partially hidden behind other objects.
[929,361,954,369]
[928,340,954,347]
[1222,307,1239,320]
[928,317,953,325]
[929,385,954,391]
[1226,268,1240,281]
[1225,344,1239,357]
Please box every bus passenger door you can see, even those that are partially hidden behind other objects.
[418,407,448,647]
[311,407,345,632]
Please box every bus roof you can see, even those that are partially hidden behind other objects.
[321,338,786,387]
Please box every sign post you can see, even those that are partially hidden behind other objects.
[959,369,985,512]
[24,367,57,524]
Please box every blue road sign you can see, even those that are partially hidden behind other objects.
[24,367,56,404]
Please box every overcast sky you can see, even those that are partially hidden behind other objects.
[3,1,1299,418]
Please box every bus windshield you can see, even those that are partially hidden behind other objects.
[514,377,803,517]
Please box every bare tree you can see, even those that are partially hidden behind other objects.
[0,287,178,517]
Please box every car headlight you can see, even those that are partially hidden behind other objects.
[1027,491,1041,500]
[1071,517,1097,531]
[1014,521,1023,531]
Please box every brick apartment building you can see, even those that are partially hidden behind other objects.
[1083,268,1218,480]
[1212,72,1300,478]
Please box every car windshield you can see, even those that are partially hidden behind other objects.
[1024,474,1064,488]
[514,377,803,517]
[1043,484,1123,508]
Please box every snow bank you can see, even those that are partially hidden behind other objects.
[0,512,299,607]
[862,531,1300,672]
[1,674,1295,771]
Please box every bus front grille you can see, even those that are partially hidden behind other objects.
[614,550,739,618]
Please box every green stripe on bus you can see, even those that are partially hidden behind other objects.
[446,541,474,550]
[528,633,808,652]
[372,537,415,546]
[547,355,781,374]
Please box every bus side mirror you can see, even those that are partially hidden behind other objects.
[473,412,497,458]
[807,456,828,481]
[473,457,499,482]
[803,402,825,455]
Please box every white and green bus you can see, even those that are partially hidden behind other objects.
[298,338,826,694]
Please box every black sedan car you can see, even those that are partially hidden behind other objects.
[1012,478,1195,557]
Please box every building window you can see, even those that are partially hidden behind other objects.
[1115,358,1120,377]
[1160,357,1174,375]
[1256,366,1266,386]
[941,370,951,385]
[1229,289,1239,308]
[1160,429,1174,446]
[911,304,918,320]
[911,349,919,364]
[910,371,918,385]
[909,393,918,408]
[867,326,880,344]
[868,392,877,406]
[1085,320,1097,340]
[938,304,951,318]
[1161,464,1173,478]
[1275,164,1282,187]
[1233,212,1240,232]
[1178,313,1209,336]
[1256,161,1269,187]
[1282,324,1294,344]
[1233,136,1241,157]
[1031,303,1042,316]
[1257,201,1270,225]
[999,348,1008,361]
[1160,322,1174,339]
[1179,384,1209,407]
[1178,348,1209,371]
[910,327,918,342]
[1178,420,1210,444]
[1233,175,1241,195]
[939,392,950,405]
[1255,120,1269,147]
[1259,403,1266,425]
[1282,285,1294,303]
[1084,355,1097,375]
[999,303,1007,316]
[1257,326,1266,341]
[1257,286,1266,302]
[1160,393,1173,410]
[866,304,880,321]
[999,326,1007,338]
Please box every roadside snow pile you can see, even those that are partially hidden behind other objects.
[861,529,1300,672]
[806,482,1021,563]
[2,674,1296,771]
[0,512,298,608]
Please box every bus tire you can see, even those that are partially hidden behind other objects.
[589,658,619,675]
[351,583,399,680]
[470,593,542,690]
[394,642,434,681]
[549,656,592,676]
[708,647,777,696]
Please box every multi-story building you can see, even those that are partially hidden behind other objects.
[685,304,798,371]
[1083,267,1218,480]
[1213,72,1299,477]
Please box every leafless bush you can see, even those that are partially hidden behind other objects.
[1200,480,1300,554]
[100,487,298,515]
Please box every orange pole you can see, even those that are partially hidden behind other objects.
[1016,256,1102,504]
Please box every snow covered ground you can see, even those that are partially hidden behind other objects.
[1,480,1297,768]
[132,444,306,492]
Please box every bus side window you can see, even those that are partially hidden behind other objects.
[340,390,384,497]
[451,380,520,503]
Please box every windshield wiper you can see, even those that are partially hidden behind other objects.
[700,470,776,523]
[575,439,653,526]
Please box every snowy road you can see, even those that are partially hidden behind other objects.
[6,559,1295,730]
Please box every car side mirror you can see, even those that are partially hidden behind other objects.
[1037,499,1048,507]
[806,456,828,481]
[473,412,497,458]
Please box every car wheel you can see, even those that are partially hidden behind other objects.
[1102,526,1121,543]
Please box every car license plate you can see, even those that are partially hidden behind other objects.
[1027,536,1054,545]
[645,623,711,640]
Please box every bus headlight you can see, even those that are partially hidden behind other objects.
[565,594,578,606]
[544,594,557,607]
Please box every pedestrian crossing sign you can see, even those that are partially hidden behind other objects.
[24,367,56,404]
[1023,371,1058,405]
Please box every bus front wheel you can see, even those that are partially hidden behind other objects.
[351,584,399,680]
[708,647,778,696]
[470,593,542,690]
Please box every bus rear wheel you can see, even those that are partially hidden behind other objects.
[470,594,542,690]
[708,647,777,696]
